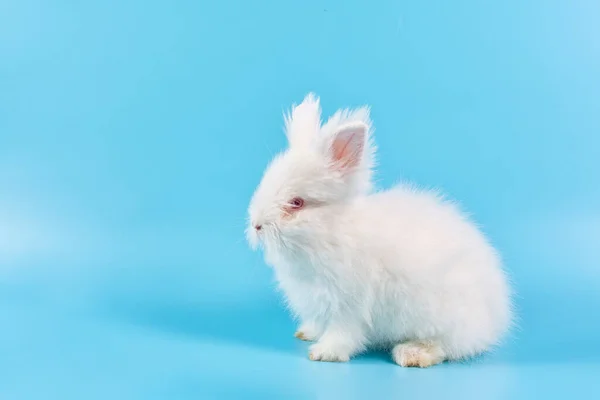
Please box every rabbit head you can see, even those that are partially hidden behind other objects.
[247,93,375,251]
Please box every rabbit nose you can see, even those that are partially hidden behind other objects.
[254,224,262,231]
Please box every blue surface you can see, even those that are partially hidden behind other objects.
[1,0,600,398]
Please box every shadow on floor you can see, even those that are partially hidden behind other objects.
[99,286,600,366]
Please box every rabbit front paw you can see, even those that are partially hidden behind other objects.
[295,330,316,341]
[294,321,320,341]
[308,342,350,362]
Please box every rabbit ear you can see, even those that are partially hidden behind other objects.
[321,106,374,170]
[284,93,321,148]
[319,106,375,195]
[329,122,367,170]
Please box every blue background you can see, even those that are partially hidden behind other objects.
[1,0,599,398]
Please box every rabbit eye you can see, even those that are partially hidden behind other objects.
[289,197,305,209]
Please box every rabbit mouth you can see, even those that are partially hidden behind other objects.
[246,221,276,250]
[245,225,261,250]
[248,222,292,252]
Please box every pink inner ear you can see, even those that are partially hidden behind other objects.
[331,126,365,169]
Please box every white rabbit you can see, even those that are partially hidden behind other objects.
[247,93,512,367]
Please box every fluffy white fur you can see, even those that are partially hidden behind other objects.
[247,93,512,367]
